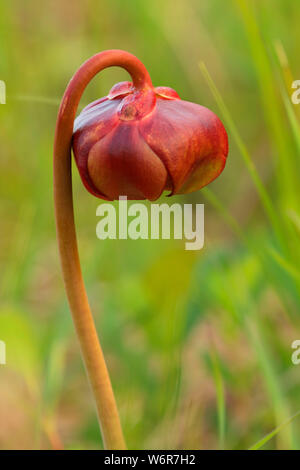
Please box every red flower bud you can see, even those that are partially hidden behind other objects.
[72,52,228,201]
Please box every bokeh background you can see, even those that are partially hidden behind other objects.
[1,0,300,450]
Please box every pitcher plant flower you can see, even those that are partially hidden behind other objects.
[53,49,228,450]
[73,76,228,201]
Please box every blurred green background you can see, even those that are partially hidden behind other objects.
[1,0,300,450]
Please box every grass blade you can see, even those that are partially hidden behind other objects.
[249,410,300,450]
[199,62,284,248]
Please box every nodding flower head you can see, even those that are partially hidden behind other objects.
[72,59,228,201]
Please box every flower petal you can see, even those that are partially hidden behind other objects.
[155,86,180,100]
[87,122,168,200]
[140,99,228,194]
[108,81,133,100]
[72,99,120,198]
[177,153,227,194]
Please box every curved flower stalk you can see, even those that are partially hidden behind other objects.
[53,49,228,450]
